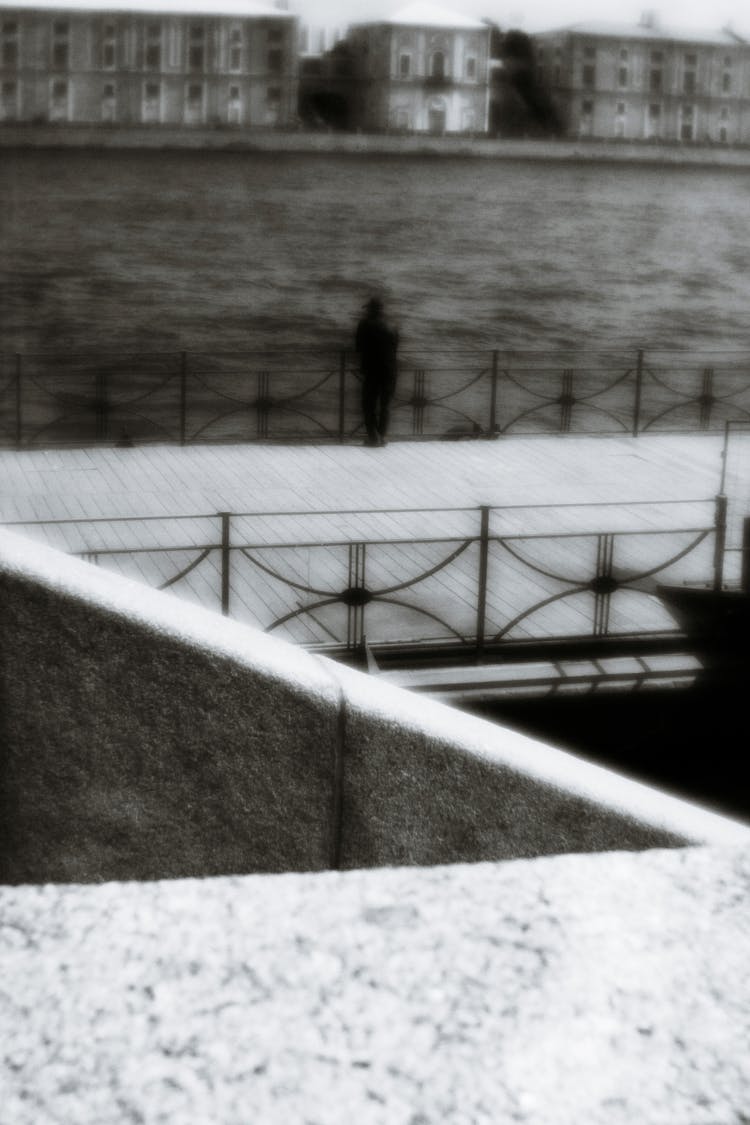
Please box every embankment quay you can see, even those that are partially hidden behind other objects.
[2,432,748,661]
[4,125,750,167]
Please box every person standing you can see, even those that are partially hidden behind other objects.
[354,297,399,447]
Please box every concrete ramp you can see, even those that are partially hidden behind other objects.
[1,527,746,884]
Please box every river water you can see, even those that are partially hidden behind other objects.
[2,149,750,361]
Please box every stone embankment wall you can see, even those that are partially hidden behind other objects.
[3,124,750,167]
[1,527,746,885]
[2,846,749,1123]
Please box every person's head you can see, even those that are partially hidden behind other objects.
[364,297,383,319]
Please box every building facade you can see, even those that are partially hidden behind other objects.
[533,19,750,143]
[346,3,491,134]
[0,0,297,128]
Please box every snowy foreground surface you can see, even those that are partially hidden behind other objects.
[2,845,749,1125]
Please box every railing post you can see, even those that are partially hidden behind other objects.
[95,369,108,443]
[488,349,499,437]
[180,351,188,446]
[220,511,231,615]
[338,349,346,443]
[475,505,490,655]
[713,493,727,593]
[14,353,22,450]
[742,518,750,594]
[632,348,644,437]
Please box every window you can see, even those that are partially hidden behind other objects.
[681,104,694,140]
[268,48,282,72]
[50,78,69,120]
[143,81,161,123]
[229,84,240,99]
[52,19,69,69]
[146,27,161,70]
[615,102,625,136]
[101,82,115,121]
[187,82,202,102]
[649,103,661,117]
[431,51,445,79]
[618,66,628,87]
[2,17,18,68]
[1,79,18,120]
[650,68,662,92]
[103,42,115,68]
[581,99,593,114]
[684,71,695,94]
[230,28,242,71]
[583,45,596,58]
[719,126,727,142]
[619,47,628,60]
[399,53,410,77]
[466,56,476,79]
[582,63,596,88]
[189,45,204,70]
[268,28,283,43]
[650,50,663,62]
[723,72,731,93]
[720,105,729,120]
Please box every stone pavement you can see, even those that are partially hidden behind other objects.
[2,845,749,1124]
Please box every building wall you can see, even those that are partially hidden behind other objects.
[534,28,750,143]
[0,6,298,127]
[349,22,490,134]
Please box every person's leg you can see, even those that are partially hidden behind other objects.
[362,373,379,444]
[377,372,397,441]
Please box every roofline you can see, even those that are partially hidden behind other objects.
[532,23,747,46]
[0,0,295,17]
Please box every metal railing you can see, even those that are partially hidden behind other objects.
[1,347,750,448]
[6,495,733,655]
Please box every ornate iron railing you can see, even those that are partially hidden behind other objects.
[6,496,733,655]
[1,347,749,448]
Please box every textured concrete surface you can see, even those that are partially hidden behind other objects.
[2,845,749,1124]
[2,527,748,884]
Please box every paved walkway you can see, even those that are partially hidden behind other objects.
[2,433,748,649]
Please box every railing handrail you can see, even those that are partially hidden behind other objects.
[1,495,716,530]
[3,345,750,448]
[5,497,728,650]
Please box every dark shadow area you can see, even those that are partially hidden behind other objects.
[471,677,747,822]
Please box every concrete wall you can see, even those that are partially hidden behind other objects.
[1,526,747,885]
